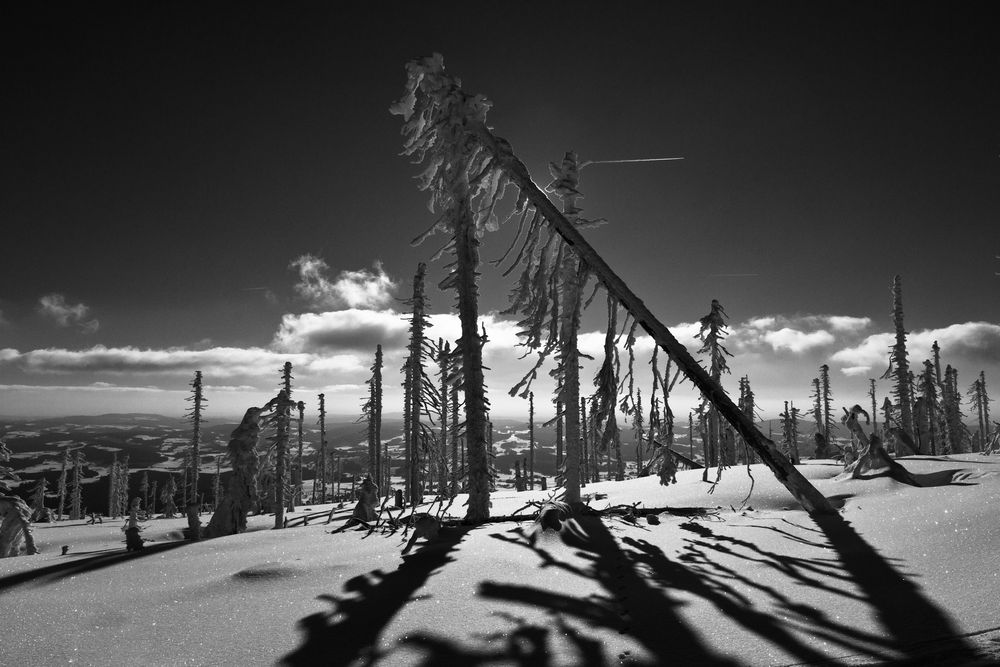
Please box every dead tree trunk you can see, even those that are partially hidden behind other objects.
[472,124,835,515]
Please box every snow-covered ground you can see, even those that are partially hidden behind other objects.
[3,455,999,666]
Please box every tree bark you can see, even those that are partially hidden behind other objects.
[454,191,491,522]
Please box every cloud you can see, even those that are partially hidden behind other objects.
[273,309,409,354]
[839,366,872,377]
[761,328,836,354]
[0,345,365,378]
[827,316,872,332]
[830,322,1000,372]
[290,255,396,310]
[0,382,167,393]
[727,313,871,355]
[38,293,100,333]
[747,317,776,330]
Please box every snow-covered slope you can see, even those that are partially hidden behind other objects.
[3,455,999,666]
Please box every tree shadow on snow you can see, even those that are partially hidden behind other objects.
[398,611,610,667]
[0,540,191,592]
[280,525,469,667]
[480,517,742,665]
[461,511,990,666]
[811,513,988,663]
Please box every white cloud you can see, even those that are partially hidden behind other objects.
[0,382,167,393]
[0,345,364,378]
[747,317,776,330]
[839,366,872,377]
[830,322,1000,370]
[273,309,409,353]
[761,328,836,353]
[289,255,396,310]
[827,316,872,332]
[38,293,100,333]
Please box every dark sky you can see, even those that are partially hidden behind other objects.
[2,2,998,418]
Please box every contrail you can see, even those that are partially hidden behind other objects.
[580,156,684,168]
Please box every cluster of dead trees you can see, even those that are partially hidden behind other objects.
[774,276,994,466]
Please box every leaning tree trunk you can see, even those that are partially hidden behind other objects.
[472,124,835,515]
[454,190,491,522]
[204,405,270,538]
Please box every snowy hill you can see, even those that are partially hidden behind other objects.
[3,454,1000,665]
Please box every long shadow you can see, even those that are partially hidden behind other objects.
[398,613,608,666]
[481,513,973,665]
[0,540,191,592]
[651,523,899,660]
[480,516,739,665]
[811,513,987,663]
[281,526,469,667]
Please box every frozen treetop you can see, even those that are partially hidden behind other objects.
[391,53,528,244]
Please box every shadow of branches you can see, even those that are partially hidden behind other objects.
[281,526,468,667]
[482,517,740,665]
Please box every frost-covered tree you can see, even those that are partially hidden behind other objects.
[528,392,536,491]
[780,401,801,464]
[437,340,451,497]
[361,346,384,487]
[161,474,178,519]
[968,371,991,451]
[56,450,69,521]
[501,151,603,503]
[593,297,624,481]
[212,457,221,510]
[205,399,278,537]
[579,396,588,486]
[107,451,119,518]
[403,263,438,506]
[868,379,878,436]
[69,449,84,521]
[884,275,915,437]
[633,389,645,473]
[269,363,295,529]
[186,371,206,507]
[294,400,305,506]
[696,300,733,470]
[737,375,759,464]
[391,54,833,515]
[392,57,496,520]
[941,365,970,454]
[316,393,327,504]
[30,476,48,521]
[139,471,149,517]
[450,370,462,496]
[116,455,130,519]
[0,495,38,557]
[918,360,939,456]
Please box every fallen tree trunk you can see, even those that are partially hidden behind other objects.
[471,125,836,516]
